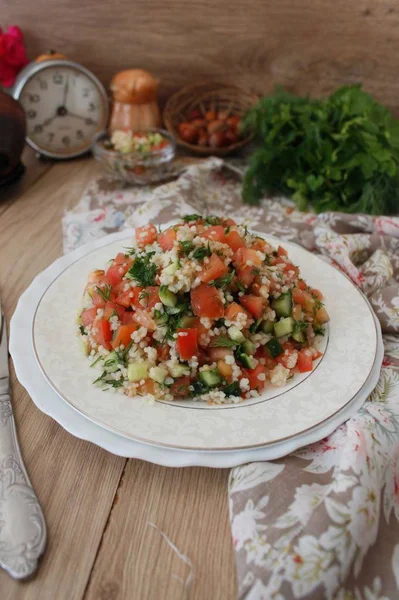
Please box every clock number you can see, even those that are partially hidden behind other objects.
[76,129,85,140]
[48,133,54,143]
[82,88,90,98]
[27,110,37,119]
[29,94,40,103]
[34,124,43,134]
[53,73,63,85]
[88,102,96,112]
[85,118,95,126]
[37,78,48,90]
[62,135,71,146]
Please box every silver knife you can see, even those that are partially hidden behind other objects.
[0,302,46,579]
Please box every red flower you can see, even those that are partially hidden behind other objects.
[0,26,28,87]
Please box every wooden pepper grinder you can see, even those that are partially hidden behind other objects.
[0,90,26,185]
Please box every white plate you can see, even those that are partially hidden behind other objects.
[10,283,383,466]
[30,228,378,451]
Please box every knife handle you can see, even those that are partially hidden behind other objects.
[0,388,46,579]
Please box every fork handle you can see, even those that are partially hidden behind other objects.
[0,388,46,579]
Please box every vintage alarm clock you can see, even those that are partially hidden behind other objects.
[13,56,109,159]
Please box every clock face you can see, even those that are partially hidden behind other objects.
[18,64,107,157]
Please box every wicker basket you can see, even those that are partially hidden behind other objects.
[163,81,258,156]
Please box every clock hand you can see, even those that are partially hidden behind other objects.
[67,111,86,121]
[62,76,70,107]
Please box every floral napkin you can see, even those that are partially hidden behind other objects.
[63,158,399,600]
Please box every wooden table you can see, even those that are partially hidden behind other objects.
[0,149,236,600]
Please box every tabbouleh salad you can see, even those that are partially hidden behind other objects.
[78,215,329,404]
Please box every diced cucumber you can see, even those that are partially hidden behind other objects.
[128,362,149,382]
[261,319,276,334]
[159,285,177,307]
[241,339,256,356]
[149,366,168,384]
[199,369,221,387]
[79,338,90,356]
[154,311,168,326]
[103,351,121,373]
[272,291,292,318]
[292,329,306,344]
[266,338,283,358]
[237,353,257,369]
[169,363,190,378]
[274,317,295,338]
[179,315,196,328]
[249,318,262,334]
[166,303,186,315]
[164,260,179,275]
[228,326,245,343]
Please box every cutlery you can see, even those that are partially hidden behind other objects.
[0,301,46,579]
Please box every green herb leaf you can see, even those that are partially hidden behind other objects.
[192,244,212,261]
[223,381,241,397]
[95,285,112,302]
[210,337,237,348]
[183,214,202,222]
[79,325,86,335]
[180,241,195,255]
[127,253,157,286]
[204,216,222,225]
[210,270,235,288]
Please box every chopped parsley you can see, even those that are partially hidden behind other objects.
[222,381,241,397]
[313,324,325,336]
[293,320,307,335]
[249,318,263,334]
[192,244,212,261]
[210,270,235,288]
[236,279,246,293]
[79,325,86,335]
[183,214,202,222]
[210,337,237,348]
[124,247,136,256]
[95,284,112,302]
[127,253,157,286]
[204,216,222,225]
[180,241,195,255]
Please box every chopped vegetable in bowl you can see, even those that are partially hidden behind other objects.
[78,215,329,404]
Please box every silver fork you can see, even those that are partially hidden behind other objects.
[0,301,46,578]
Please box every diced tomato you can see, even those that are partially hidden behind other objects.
[88,269,106,283]
[91,289,106,308]
[297,349,313,373]
[225,230,246,252]
[187,317,210,347]
[217,359,233,381]
[106,255,133,286]
[176,328,198,360]
[199,225,226,243]
[170,376,191,398]
[236,265,256,288]
[158,228,177,251]
[115,289,134,308]
[93,318,112,350]
[111,324,137,349]
[277,245,288,257]
[311,288,324,301]
[157,343,170,362]
[233,247,262,269]
[292,288,315,312]
[239,295,266,319]
[199,253,229,284]
[292,304,303,321]
[190,284,224,319]
[297,280,307,291]
[284,263,299,277]
[81,307,98,327]
[241,364,267,392]
[251,238,268,252]
[122,311,136,325]
[132,309,156,331]
[135,224,158,248]
[315,306,330,323]
[103,301,125,320]
[311,349,323,361]
[208,345,234,361]
[137,379,157,396]
[225,302,249,321]
[152,140,169,150]
[276,348,298,369]
[131,286,161,310]
[224,218,236,226]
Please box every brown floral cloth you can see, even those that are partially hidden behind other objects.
[63,158,399,600]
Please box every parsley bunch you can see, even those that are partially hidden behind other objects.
[242,85,399,214]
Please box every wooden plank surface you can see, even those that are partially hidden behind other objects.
[6,0,399,111]
[0,155,237,599]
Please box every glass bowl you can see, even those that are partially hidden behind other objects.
[92,129,176,185]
